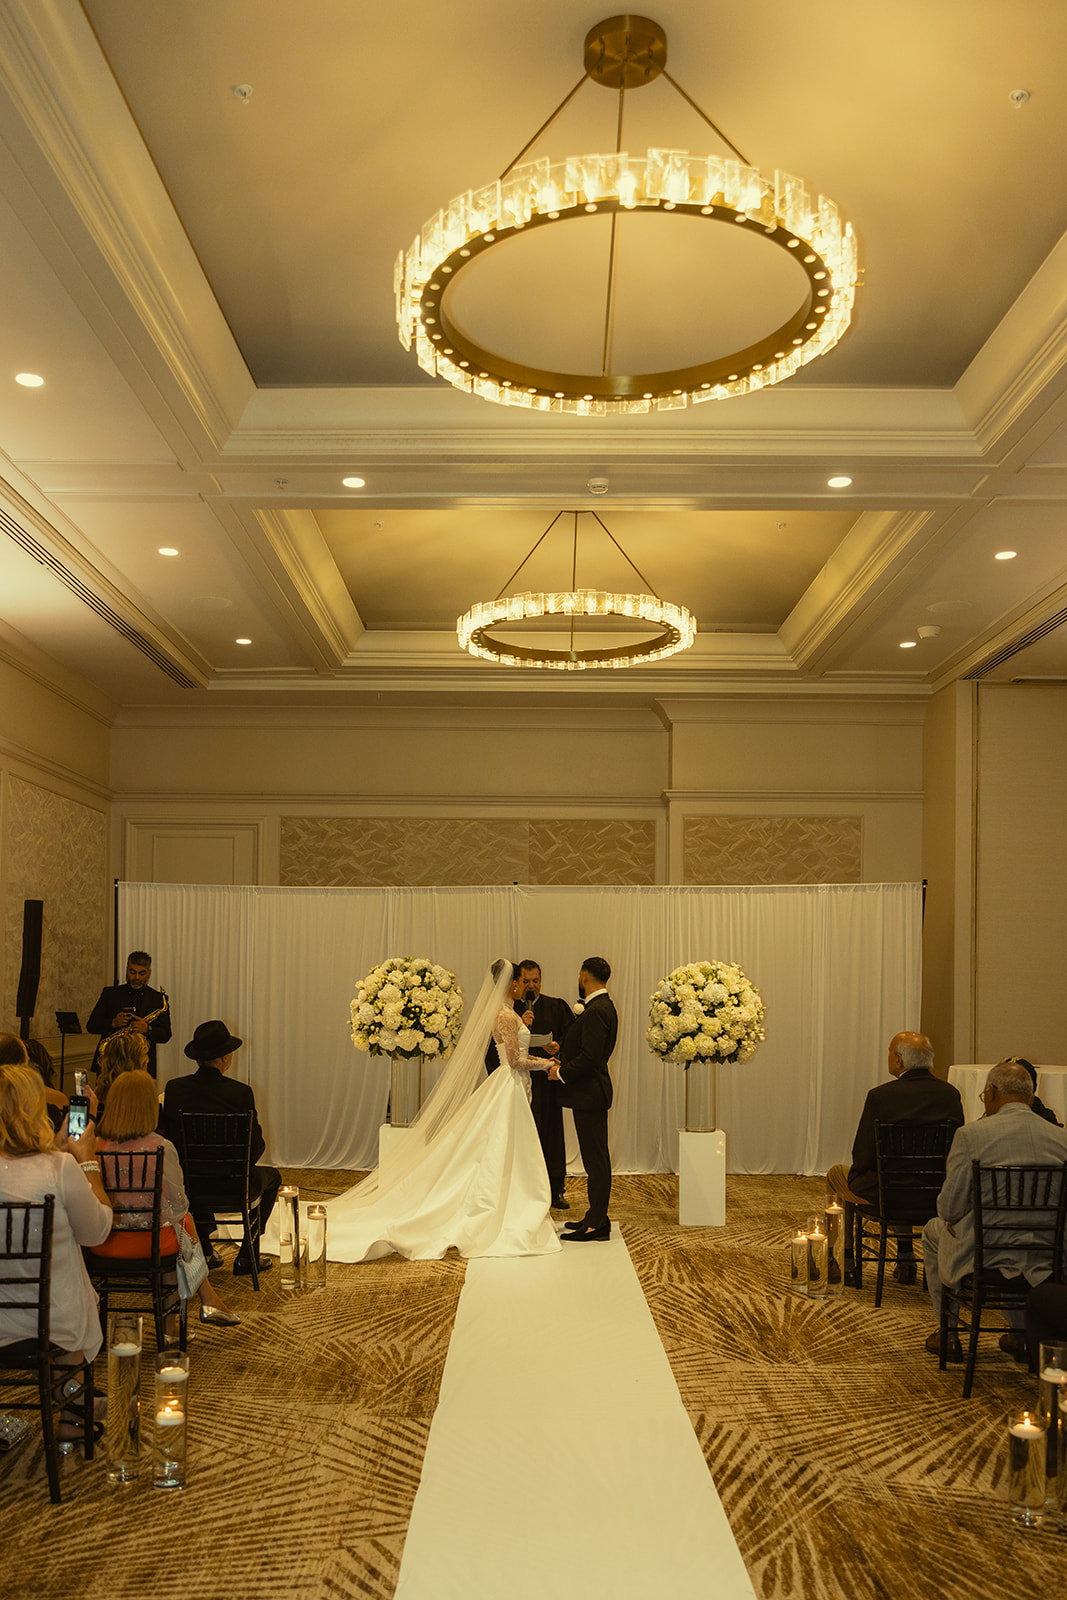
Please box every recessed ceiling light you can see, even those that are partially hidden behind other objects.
[827,475,852,488]
[158,546,179,557]
[342,475,366,488]
[15,372,44,387]
[994,550,1017,560]
[899,640,918,649]
[235,637,252,645]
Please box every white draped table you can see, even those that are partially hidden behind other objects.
[948,1064,1067,1124]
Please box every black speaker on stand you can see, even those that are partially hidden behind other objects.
[16,899,44,1042]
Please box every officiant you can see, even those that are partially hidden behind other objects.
[516,959,572,1211]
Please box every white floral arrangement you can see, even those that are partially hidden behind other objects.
[646,960,765,1065]
[350,956,464,1059]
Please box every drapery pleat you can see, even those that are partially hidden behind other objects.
[118,881,920,1176]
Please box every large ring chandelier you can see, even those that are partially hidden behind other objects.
[456,510,696,671]
[396,14,858,415]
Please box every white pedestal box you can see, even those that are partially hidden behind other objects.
[678,1129,726,1226]
[378,1123,409,1172]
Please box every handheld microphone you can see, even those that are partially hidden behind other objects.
[523,989,536,1008]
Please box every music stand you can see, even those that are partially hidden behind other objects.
[55,1012,82,1096]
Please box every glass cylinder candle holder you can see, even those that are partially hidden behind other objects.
[790,1230,808,1294]
[1006,1407,1047,1528]
[1038,1341,1067,1512]
[305,1204,327,1289]
[105,1311,143,1484]
[152,1351,189,1489]
[278,1184,301,1289]
[806,1225,828,1300]
[824,1201,845,1295]
[1058,1387,1067,1532]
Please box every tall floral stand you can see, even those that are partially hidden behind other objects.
[378,1054,424,1167]
[678,1059,726,1226]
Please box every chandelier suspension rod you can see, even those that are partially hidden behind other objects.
[600,85,627,376]
[661,70,751,165]
[498,73,590,180]
[589,510,661,594]
[491,510,569,599]
[570,513,578,656]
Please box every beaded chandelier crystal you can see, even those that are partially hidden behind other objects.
[396,14,858,415]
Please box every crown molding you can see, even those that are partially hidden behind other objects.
[210,504,365,670]
[0,0,253,461]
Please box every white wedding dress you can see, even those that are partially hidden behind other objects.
[324,964,561,1262]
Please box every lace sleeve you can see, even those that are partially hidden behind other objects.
[492,1006,532,1070]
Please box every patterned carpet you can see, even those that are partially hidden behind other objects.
[0,1171,1064,1599]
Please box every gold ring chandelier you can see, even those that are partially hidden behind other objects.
[396,14,858,415]
[456,510,696,671]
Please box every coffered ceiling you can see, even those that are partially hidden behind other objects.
[1,0,1067,716]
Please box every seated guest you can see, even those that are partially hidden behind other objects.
[827,1032,964,1284]
[1026,1281,1067,1356]
[1001,1057,1062,1126]
[94,1071,239,1328]
[95,1030,149,1121]
[0,1051,113,1446]
[922,1061,1067,1363]
[24,1039,69,1126]
[161,1021,280,1277]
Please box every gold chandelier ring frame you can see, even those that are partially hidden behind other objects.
[413,187,839,406]
[458,588,696,671]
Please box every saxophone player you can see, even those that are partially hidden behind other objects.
[88,950,172,1079]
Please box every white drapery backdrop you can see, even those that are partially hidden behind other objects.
[119,881,921,1177]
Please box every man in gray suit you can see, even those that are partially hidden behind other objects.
[922,1060,1067,1361]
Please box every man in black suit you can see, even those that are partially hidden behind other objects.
[87,949,172,1077]
[516,959,573,1211]
[827,1031,964,1283]
[161,1019,281,1275]
[548,956,618,1242]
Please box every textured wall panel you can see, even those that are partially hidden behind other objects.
[684,815,862,885]
[528,819,656,885]
[280,817,529,886]
[3,776,107,1032]
[280,816,656,887]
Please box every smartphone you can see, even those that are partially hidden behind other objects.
[67,1094,90,1138]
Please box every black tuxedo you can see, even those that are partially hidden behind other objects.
[847,1068,964,1202]
[87,981,171,1077]
[160,1064,281,1254]
[555,991,617,1228]
[517,992,573,1200]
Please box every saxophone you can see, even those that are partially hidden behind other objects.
[111,988,169,1042]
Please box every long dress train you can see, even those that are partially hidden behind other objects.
[323,964,561,1262]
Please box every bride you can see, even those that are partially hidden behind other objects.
[323,959,561,1262]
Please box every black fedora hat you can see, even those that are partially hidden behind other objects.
[184,1020,243,1061]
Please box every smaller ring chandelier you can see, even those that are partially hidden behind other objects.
[396,14,859,415]
[456,510,696,671]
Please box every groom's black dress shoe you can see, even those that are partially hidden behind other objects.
[562,1222,611,1241]
[551,1195,570,1210]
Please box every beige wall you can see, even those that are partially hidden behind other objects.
[110,697,925,891]
[0,641,113,1044]
[974,683,1067,1064]
[920,681,977,1067]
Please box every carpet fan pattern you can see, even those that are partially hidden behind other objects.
[0,1170,1064,1598]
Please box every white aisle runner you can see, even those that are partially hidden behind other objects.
[395,1231,756,1600]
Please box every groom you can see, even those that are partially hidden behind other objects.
[547,957,617,1241]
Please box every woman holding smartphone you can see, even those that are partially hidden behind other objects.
[0,1059,113,1446]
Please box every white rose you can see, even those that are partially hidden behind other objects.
[379,983,402,1003]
